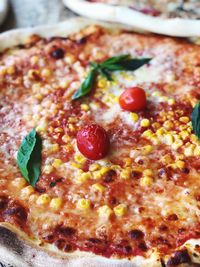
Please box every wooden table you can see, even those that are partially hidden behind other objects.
[0,0,76,33]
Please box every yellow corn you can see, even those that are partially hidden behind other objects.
[12,178,27,189]
[143,169,153,176]
[140,176,153,187]
[142,129,153,138]
[142,145,153,155]
[52,159,63,168]
[89,163,101,172]
[50,198,63,210]
[20,185,34,198]
[81,103,90,111]
[120,168,131,180]
[77,198,90,210]
[92,183,105,193]
[98,205,113,218]
[140,119,150,127]
[179,116,190,123]
[36,194,51,205]
[77,172,92,183]
[75,154,86,164]
[130,113,139,122]
[114,204,127,217]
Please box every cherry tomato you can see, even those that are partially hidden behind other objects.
[119,87,146,112]
[77,124,110,160]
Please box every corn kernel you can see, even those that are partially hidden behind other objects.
[143,169,153,176]
[168,98,175,105]
[160,154,173,164]
[98,205,113,218]
[77,198,90,210]
[75,154,86,164]
[92,183,105,193]
[12,178,27,189]
[152,91,162,97]
[6,66,15,75]
[68,123,76,132]
[140,176,153,187]
[151,136,160,145]
[71,162,82,169]
[194,146,200,156]
[77,172,92,183]
[27,69,39,79]
[62,134,70,143]
[163,133,174,145]
[190,134,199,143]
[180,131,189,140]
[20,185,34,199]
[98,79,107,88]
[81,103,90,111]
[124,158,132,167]
[152,122,161,129]
[163,121,173,130]
[36,120,48,133]
[30,55,39,64]
[184,144,195,157]
[54,127,63,133]
[142,129,153,138]
[114,204,127,217]
[175,160,185,169]
[100,166,110,176]
[92,170,103,180]
[142,145,153,155]
[43,165,54,174]
[52,159,63,168]
[41,68,51,78]
[140,119,150,127]
[172,140,183,150]
[156,128,165,136]
[120,168,131,180]
[179,116,190,123]
[36,194,51,205]
[130,113,139,122]
[89,163,101,172]
[50,198,62,210]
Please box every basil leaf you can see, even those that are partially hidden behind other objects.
[102,58,151,71]
[17,128,42,187]
[101,54,130,66]
[72,68,96,100]
[98,68,113,81]
[192,101,200,140]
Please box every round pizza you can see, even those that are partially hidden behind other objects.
[63,0,200,37]
[0,17,200,267]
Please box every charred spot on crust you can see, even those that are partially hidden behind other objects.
[50,48,65,59]
[167,214,178,221]
[103,170,116,183]
[54,225,76,238]
[167,249,191,266]
[0,196,9,210]
[64,243,73,252]
[0,227,24,256]
[128,229,144,240]
[131,171,142,179]
[54,238,66,250]
[138,242,148,252]
[76,37,87,45]
[87,238,101,244]
[3,201,27,221]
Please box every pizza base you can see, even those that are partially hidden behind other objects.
[63,0,200,37]
[0,17,200,267]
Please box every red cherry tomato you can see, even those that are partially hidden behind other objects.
[119,87,146,112]
[77,124,110,160]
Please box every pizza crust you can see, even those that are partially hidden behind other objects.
[63,0,200,37]
[0,17,199,267]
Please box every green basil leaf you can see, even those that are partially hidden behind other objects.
[192,101,200,140]
[102,58,151,71]
[72,68,96,100]
[98,68,113,81]
[101,54,130,66]
[17,128,42,187]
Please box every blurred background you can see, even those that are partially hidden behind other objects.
[0,0,75,32]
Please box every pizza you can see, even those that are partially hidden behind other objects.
[63,0,200,37]
[0,17,200,267]
[82,0,200,19]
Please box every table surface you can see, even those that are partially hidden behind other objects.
[0,0,76,33]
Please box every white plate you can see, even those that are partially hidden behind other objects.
[0,0,8,26]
